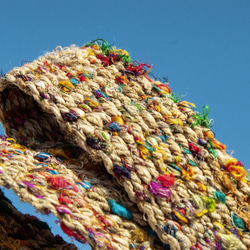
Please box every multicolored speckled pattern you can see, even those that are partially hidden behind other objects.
[0,40,250,249]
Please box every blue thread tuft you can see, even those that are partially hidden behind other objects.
[108,200,133,220]
[70,78,79,85]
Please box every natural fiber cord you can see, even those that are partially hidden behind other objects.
[0,137,157,249]
[0,189,76,249]
[0,39,250,249]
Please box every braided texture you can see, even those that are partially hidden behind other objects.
[0,188,76,249]
[0,137,157,249]
[0,40,250,249]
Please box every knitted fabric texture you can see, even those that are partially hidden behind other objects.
[0,39,250,249]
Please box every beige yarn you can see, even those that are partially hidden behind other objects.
[0,41,249,249]
[0,139,157,250]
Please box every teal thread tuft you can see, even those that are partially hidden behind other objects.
[232,213,246,231]
[108,200,133,220]
[187,159,197,166]
[147,229,158,238]
[214,191,226,204]
[207,148,217,158]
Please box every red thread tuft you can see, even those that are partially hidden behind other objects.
[60,222,86,243]
[58,193,73,204]
[156,173,175,187]
[96,54,111,66]
[48,176,78,192]
[79,75,87,82]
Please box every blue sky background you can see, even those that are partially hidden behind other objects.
[1,1,250,249]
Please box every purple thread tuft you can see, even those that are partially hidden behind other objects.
[216,242,222,250]
[113,164,131,180]
[148,182,171,198]
[61,112,78,122]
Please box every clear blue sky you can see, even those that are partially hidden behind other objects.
[1,1,250,249]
